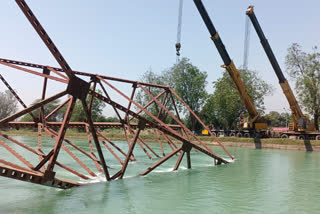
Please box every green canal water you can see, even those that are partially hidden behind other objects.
[0,136,320,214]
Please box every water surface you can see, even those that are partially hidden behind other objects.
[0,136,319,213]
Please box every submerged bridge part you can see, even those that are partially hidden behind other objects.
[0,0,233,189]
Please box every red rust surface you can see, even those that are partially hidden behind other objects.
[0,0,233,189]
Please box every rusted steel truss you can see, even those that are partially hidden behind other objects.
[0,0,233,189]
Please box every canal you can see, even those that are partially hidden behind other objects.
[0,136,319,213]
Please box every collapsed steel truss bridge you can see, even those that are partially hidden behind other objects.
[0,0,233,189]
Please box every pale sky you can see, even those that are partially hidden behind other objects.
[0,0,319,117]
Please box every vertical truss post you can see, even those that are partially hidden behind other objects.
[186,151,191,169]
[119,120,146,179]
[37,123,45,172]
[125,83,137,122]
[182,143,192,169]
[39,67,50,123]
[88,81,97,112]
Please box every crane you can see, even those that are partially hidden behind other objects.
[246,6,318,140]
[175,0,184,62]
[193,0,268,137]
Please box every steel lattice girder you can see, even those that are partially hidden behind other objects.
[0,0,233,189]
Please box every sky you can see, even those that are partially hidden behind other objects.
[0,0,319,117]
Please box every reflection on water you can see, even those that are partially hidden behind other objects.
[0,136,320,214]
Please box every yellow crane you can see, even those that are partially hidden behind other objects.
[246,6,319,140]
[193,0,268,138]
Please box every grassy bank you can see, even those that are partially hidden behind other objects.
[2,129,319,146]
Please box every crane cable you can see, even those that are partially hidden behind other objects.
[175,0,184,62]
[243,15,251,71]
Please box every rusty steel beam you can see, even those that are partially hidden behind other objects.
[119,120,146,179]
[139,84,218,156]
[0,74,37,121]
[15,0,74,78]
[140,147,182,176]
[169,88,234,159]
[45,127,101,164]
[0,139,35,169]
[45,97,72,120]
[0,57,170,89]
[47,97,76,173]
[156,129,165,156]
[37,124,46,172]
[97,131,135,161]
[100,140,124,165]
[2,121,182,129]
[0,164,79,189]
[85,126,103,173]
[89,90,228,163]
[39,68,49,123]
[173,151,185,171]
[81,99,110,181]
[98,81,122,121]
[0,61,68,84]
[0,90,67,125]
[125,83,137,122]
[125,125,155,159]
[43,127,97,177]
[94,81,187,143]
[128,90,167,122]
[0,1,234,189]
[46,66,69,80]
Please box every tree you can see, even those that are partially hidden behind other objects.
[285,43,320,130]
[135,68,175,124]
[171,58,207,132]
[70,90,106,122]
[264,111,292,127]
[20,99,63,122]
[201,69,272,129]
[0,90,18,119]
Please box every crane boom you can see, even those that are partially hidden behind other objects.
[193,0,259,120]
[246,6,311,131]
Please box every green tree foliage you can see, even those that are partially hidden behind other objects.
[20,99,62,122]
[136,58,207,132]
[135,68,175,124]
[0,90,18,119]
[285,43,320,130]
[70,90,106,122]
[264,111,292,127]
[171,58,207,132]
[201,69,272,129]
